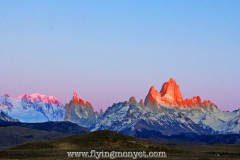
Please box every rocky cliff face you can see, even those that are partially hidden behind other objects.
[145,78,216,108]
[64,92,101,128]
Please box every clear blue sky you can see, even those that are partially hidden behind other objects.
[0,0,239,111]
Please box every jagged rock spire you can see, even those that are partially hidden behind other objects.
[145,78,216,108]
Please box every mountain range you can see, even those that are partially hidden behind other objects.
[1,78,240,140]
[93,79,240,137]
[0,93,64,122]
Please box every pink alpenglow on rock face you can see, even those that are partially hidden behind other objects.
[20,93,61,105]
[0,93,65,122]
[145,78,216,108]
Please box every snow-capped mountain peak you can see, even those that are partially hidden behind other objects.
[0,93,65,122]
[18,93,61,105]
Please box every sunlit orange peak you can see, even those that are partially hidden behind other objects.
[145,78,216,108]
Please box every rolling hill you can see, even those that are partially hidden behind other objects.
[0,130,240,160]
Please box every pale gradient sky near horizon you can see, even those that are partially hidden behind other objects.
[0,0,240,111]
